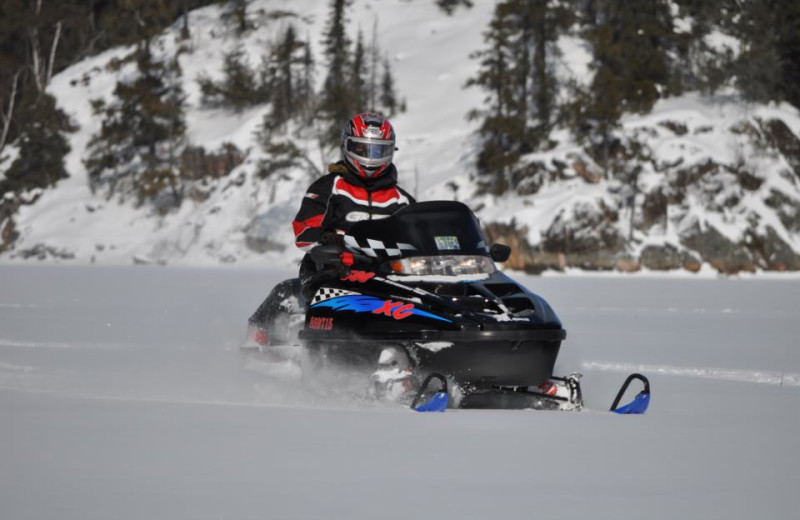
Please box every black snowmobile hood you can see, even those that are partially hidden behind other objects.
[346,201,490,257]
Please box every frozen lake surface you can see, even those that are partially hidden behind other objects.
[1,265,799,519]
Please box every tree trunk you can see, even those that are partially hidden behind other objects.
[534,17,549,132]
[369,17,379,111]
[181,1,190,40]
[45,21,63,87]
[601,126,610,179]
[627,167,640,242]
[29,0,44,92]
[30,29,43,93]
[0,71,21,154]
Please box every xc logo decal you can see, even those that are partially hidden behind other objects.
[372,300,415,320]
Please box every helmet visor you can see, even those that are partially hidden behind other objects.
[345,138,395,161]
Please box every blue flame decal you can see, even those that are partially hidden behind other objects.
[311,295,451,323]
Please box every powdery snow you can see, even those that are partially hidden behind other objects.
[1,265,799,519]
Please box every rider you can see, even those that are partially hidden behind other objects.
[292,112,415,294]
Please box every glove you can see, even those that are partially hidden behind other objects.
[319,231,345,249]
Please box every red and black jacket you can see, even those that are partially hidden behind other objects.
[292,162,416,250]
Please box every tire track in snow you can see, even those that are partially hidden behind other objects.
[0,339,133,350]
[0,303,47,309]
[583,360,800,387]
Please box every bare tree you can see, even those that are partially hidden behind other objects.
[0,71,21,154]
[28,0,64,94]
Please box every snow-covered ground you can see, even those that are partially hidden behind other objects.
[2,265,799,519]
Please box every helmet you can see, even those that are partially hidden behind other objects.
[341,113,396,179]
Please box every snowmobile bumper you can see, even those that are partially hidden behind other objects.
[301,328,564,389]
[299,327,565,342]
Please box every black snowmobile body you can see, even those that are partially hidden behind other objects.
[246,201,648,412]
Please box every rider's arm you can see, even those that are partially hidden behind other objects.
[292,175,335,250]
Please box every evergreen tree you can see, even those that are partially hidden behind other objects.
[466,0,573,191]
[262,25,309,131]
[729,0,800,106]
[1,92,76,194]
[670,0,732,94]
[85,47,187,206]
[352,30,368,112]
[275,25,298,126]
[579,0,674,176]
[0,0,82,156]
[0,0,219,205]
[198,46,267,111]
[466,4,518,193]
[107,0,174,56]
[219,0,254,35]
[319,0,355,147]
[379,56,398,116]
[436,0,474,15]
[368,18,380,111]
[589,0,673,113]
[0,0,216,161]
[298,34,316,121]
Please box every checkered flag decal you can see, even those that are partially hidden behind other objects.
[344,235,416,258]
[311,288,358,305]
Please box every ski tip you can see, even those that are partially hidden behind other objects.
[414,392,449,412]
[612,392,650,415]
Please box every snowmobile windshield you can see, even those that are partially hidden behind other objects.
[346,201,493,259]
[345,138,395,160]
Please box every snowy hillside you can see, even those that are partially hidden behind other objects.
[1,0,493,267]
[2,0,800,273]
[470,93,800,274]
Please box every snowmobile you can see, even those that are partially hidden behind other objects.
[243,201,650,413]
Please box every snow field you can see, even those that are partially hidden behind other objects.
[1,265,799,519]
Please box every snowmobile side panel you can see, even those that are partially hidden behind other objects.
[299,328,565,342]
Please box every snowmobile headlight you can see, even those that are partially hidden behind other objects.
[388,255,496,276]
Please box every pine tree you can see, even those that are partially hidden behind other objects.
[0,0,83,156]
[85,47,187,206]
[220,0,254,35]
[351,30,368,112]
[436,0,474,15]
[198,45,267,111]
[379,56,398,116]
[263,25,308,131]
[579,0,674,176]
[776,3,800,108]
[466,4,517,192]
[368,18,380,111]
[276,26,298,125]
[466,0,573,191]
[319,0,355,147]
[670,0,731,94]
[729,0,800,105]
[1,92,76,194]
[298,34,316,121]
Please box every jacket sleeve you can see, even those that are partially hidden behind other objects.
[292,175,334,250]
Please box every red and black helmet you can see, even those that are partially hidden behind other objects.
[341,113,396,179]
